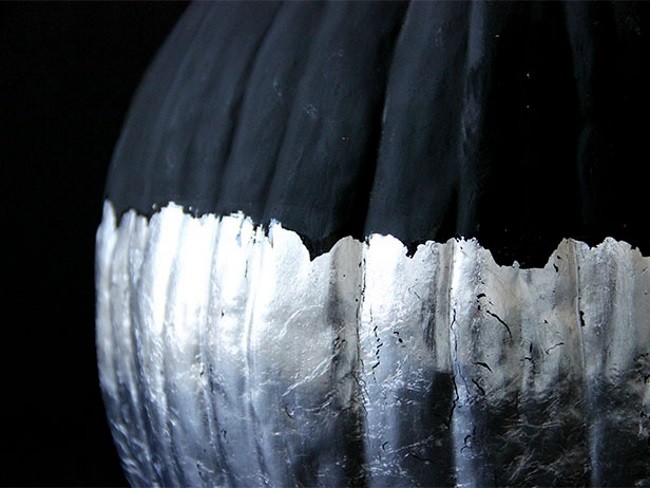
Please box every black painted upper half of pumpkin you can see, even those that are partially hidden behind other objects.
[106,1,648,266]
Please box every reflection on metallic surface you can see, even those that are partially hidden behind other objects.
[96,201,649,487]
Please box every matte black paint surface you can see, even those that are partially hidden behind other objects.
[107,2,648,266]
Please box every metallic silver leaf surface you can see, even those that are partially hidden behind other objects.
[96,201,650,487]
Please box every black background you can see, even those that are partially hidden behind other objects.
[1,3,188,486]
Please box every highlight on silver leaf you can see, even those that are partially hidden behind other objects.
[96,201,649,487]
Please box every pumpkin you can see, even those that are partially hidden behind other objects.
[97,2,649,487]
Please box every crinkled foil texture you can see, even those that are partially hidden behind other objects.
[96,202,649,487]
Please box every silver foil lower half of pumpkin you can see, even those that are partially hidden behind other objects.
[96,201,649,487]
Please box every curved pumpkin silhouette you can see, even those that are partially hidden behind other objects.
[97,2,649,487]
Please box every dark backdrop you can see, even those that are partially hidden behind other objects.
[0,3,188,486]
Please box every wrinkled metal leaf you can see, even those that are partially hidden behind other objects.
[97,202,649,487]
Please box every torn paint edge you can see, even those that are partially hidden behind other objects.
[98,200,648,272]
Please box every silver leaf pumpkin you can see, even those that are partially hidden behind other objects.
[98,2,649,486]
